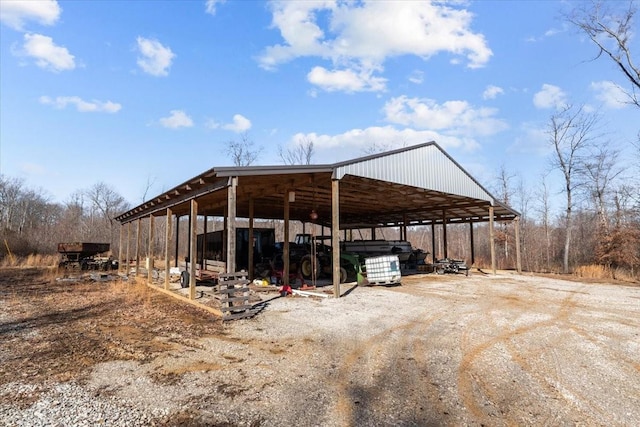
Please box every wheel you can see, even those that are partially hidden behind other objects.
[180,271,189,288]
[300,255,318,280]
[340,267,348,283]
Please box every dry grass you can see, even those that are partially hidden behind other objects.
[573,264,638,283]
[0,253,59,268]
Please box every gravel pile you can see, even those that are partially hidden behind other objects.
[0,382,168,427]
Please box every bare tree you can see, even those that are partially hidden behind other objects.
[547,104,602,273]
[580,145,623,232]
[493,165,516,262]
[140,175,157,203]
[535,175,553,272]
[362,142,393,155]
[567,0,640,108]
[226,133,262,166]
[83,182,130,249]
[279,138,315,165]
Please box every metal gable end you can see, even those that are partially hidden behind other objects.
[332,142,494,203]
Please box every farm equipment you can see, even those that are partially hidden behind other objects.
[294,234,364,284]
[434,258,469,276]
[57,242,118,271]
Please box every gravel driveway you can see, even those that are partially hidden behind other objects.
[1,269,639,426]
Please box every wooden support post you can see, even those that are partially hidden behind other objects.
[135,219,141,277]
[164,208,172,290]
[248,196,254,281]
[222,217,227,263]
[147,214,154,285]
[118,225,123,274]
[442,211,448,260]
[283,191,290,286]
[515,216,522,274]
[186,211,191,266]
[174,215,180,268]
[331,179,340,298]
[201,214,208,268]
[402,213,407,241]
[125,222,130,275]
[489,205,496,274]
[189,199,198,300]
[227,177,237,274]
[469,221,475,266]
[371,227,376,240]
[431,223,436,263]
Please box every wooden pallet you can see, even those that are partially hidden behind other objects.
[218,272,256,320]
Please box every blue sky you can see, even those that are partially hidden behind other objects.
[1,0,638,208]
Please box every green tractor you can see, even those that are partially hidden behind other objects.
[295,234,364,285]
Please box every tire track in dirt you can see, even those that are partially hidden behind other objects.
[332,311,445,426]
[485,290,613,424]
[455,286,607,425]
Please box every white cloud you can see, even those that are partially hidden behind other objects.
[533,84,567,109]
[19,33,75,72]
[205,0,226,15]
[508,121,550,156]
[206,114,252,132]
[136,37,175,77]
[483,85,504,100]
[0,0,60,30]
[307,66,386,93]
[291,125,479,156]
[590,80,628,109]
[259,1,491,93]
[408,70,424,84]
[159,110,193,129]
[224,114,252,133]
[39,96,121,113]
[383,95,508,137]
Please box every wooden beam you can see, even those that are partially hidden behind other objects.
[135,218,141,277]
[164,208,173,290]
[227,177,237,274]
[515,216,522,274]
[431,223,436,263]
[202,214,208,268]
[147,214,154,285]
[489,205,496,274]
[283,191,290,286]
[248,196,254,281]
[118,224,123,275]
[189,199,198,300]
[442,210,448,259]
[146,283,223,317]
[125,222,130,275]
[332,179,340,298]
[469,221,475,266]
[174,215,180,268]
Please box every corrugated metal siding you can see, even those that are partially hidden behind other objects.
[334,144,493,202]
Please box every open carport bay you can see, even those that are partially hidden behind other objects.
[1,270,639,426]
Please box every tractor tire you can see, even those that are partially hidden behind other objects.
[300,255,318,280]
[340,267,348,283]
[180,271,189,288]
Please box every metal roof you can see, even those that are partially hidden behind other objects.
[115,141,519,227]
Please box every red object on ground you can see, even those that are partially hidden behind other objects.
[279,284,292,296]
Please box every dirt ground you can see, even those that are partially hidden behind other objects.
[1,267,639,426]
